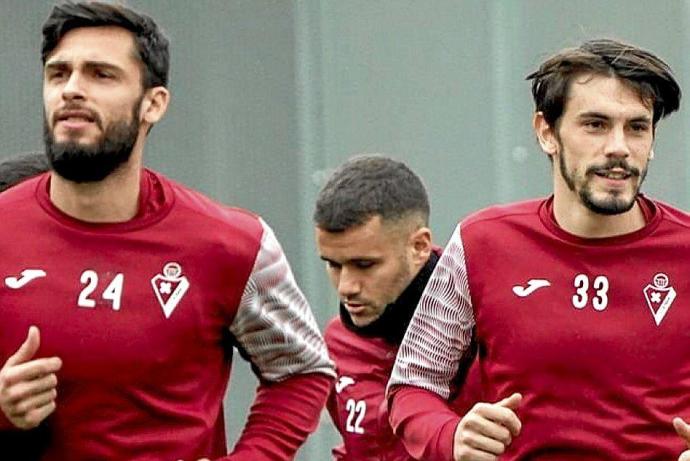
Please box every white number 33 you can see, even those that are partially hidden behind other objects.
[572,274,609,311]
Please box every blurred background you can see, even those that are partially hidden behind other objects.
[2,0,689,458]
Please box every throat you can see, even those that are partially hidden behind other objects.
[49,168,141,223]
[553,196,646,238]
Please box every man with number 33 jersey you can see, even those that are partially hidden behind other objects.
[388,39,690,461]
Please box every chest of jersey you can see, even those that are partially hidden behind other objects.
[463,222,690,458]
[326,324,412,461]
[0,174,264,459]
[0,216,248,389]
[468,233,690,383]
[0,244,209,379]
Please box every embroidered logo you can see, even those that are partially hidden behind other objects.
[512,279,551,297]
[151,262,190,319]
[643,273,676,326]
[5,269,47,289]
[335,376,355,394]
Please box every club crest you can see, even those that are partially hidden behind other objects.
[151,262,190,319]
[642,273,676,326]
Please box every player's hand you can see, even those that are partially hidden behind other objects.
[453,392,522,461]
[673,417,690,461]
[0,326,62,429]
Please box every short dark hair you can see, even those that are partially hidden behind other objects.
[314,154,430,232]
[526,38,681,128]
[41,1,169,89]
[0,152,51,192]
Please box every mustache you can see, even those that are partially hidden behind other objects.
[586,158,641,177]
[52,105,102,130]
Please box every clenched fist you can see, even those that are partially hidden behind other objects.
[0,326,62,429]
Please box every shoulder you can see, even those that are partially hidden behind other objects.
[324,317,388,361]
[461,198,544,230]
[0,174,44,207]
[325,317,350,345]
[325,316,342,333]
[0,174,46,227]
[653,198,690,230]
[438,199,548,261]
[447,198,546,247]
[168,176,260,224]
[159,172,265,242]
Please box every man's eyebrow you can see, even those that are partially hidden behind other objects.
[576,111,610,120]
[45,60,123,72]
[576,111,652,123]
[44,60,69,70]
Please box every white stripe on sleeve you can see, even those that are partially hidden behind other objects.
[229,218,335,381]
[388,223,475,399]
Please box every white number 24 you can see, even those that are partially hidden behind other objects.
[77,270,124,311]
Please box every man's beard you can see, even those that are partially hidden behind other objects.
[43,103,141,183]
[558,150,647,216]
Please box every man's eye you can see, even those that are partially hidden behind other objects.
[47,71,66,80]
[354,261,374,269]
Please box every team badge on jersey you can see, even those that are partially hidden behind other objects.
[643,273,676,326]
[151,262,190,319]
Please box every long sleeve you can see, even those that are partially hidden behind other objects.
[225,219,335,459]
[387,224,474,460]
[228,219,334,381]
[326,387,347,460]
[388,385,460,460]
[220,373,332,461]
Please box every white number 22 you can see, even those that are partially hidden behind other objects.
[345,398,366,434]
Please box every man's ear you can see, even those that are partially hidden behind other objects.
[408,226,432,266]
[140,86,170,126]
[533,111,558,158]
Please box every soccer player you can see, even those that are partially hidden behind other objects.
[0,151,52,457]
[387,38,690,460]
[0,3,334,460]
[314,155,479,460]
[0,152,50,192]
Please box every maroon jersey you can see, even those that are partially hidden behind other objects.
[326,318,410,461]
[390,196,690,460]
[0,170,334,460]
[326,252,481,460]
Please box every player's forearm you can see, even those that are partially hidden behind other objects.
[388,385,461,461]
[327,404,350,459]
[221,372,333,461]
[325,390,348,459]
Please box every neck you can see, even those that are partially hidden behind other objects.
[49,150,143,223]
[340,250,439,344]
[553,186,645,239]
